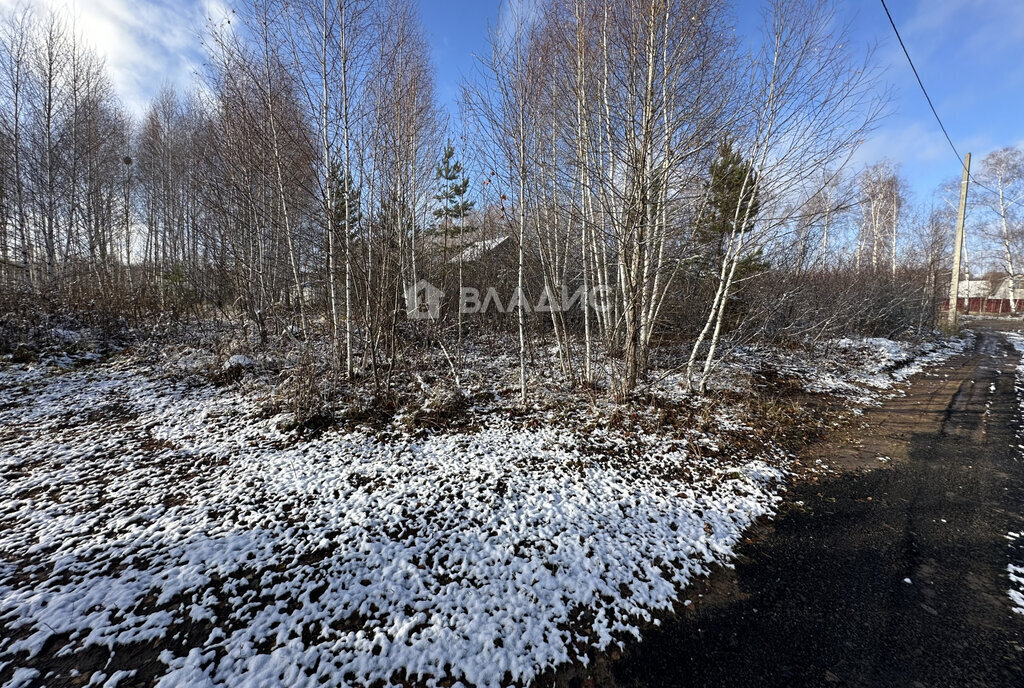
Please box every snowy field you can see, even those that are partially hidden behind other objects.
[0,357,786,687]
[1005,332,1024,617]
[0,333,970,687]
[661,332,975,403]
[1008,540,1024,616]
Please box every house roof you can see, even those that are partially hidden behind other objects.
[957,279,995,298]
[451,236,511,264]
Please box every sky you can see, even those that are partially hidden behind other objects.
[4,0,1023,207]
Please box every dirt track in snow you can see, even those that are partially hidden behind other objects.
[613,326,1024,687]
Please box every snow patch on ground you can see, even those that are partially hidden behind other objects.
[650,334,950,402]
[1008,555,1024,615]
[769,333,974,402]
[0,360,785,687]
[223,354,255,370]
[1002,332,1024,617]
[652,333,972,405]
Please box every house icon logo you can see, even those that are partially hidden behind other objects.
[405,279,444,320]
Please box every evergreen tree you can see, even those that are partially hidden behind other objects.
[698,138,766,275]
[433,141,474,236]
[328,163,362,238]
[690,138,769,336]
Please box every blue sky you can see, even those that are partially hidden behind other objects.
[423,0,1024,207]
[841,0,1024,205]
[12,0,1024,206]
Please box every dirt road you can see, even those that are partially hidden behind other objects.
[614,329,1024,687]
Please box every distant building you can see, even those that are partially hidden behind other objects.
[946,274,1024,314]
[988,275,1024,301]
[450,236,513,264]
[956,279,994,299]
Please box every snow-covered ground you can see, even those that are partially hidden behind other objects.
[651,333,974,405]
[1004,332,1024,617]
[740,333,974,402]
[0,358,785,687]
[1007,537,1024,616]
[0,332,972,687]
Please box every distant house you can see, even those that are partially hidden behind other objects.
[450,236,513,264]
[988,275,1024,301]
[287,281,318,306]
[947,274,1024,314]
[956,279,993,298]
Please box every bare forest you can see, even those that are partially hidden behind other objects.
[0,0,984,411]
[6,2,1024,687]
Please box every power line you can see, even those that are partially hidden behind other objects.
[879,0,963,167]
[879,0,1023,210]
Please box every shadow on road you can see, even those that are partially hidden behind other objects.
[613,331,1024,687]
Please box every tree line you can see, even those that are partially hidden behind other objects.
[0,0,994,400]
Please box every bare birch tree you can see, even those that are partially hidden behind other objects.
[977,147,1024,313]
[685,0,883,392]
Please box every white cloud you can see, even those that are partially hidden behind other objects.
[852,120,949,170]
[1,0,213,115]
[903,0,1024,56]
[494,0,540,50]
[857,0,1024,200]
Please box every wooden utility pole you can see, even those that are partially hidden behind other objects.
[947,152,971,329]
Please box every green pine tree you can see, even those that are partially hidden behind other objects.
[698,138,766,276]
[433,141,474,238]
